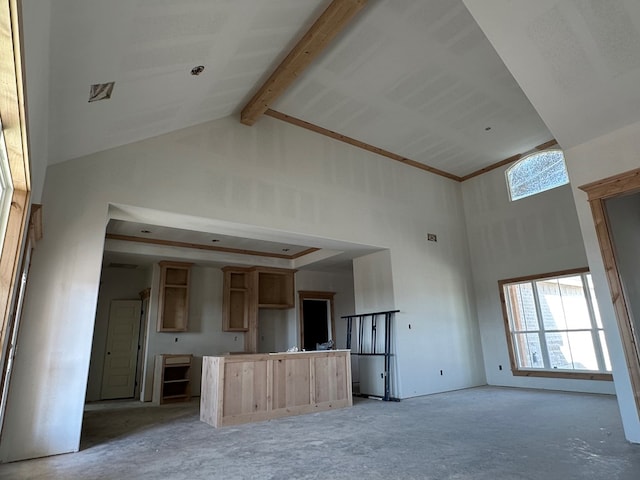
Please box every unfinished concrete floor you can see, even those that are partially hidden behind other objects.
[0,386,639,479]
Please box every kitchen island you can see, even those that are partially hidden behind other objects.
[200,350,352,428]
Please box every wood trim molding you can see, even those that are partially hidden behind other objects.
[579,169,640,414]
[460,139,558,182]
[0,0,30,385]
[139,288,151,300]
[0,188,28,368]
[241,0,368,126]
[1,0,30,191]
[265,109,461,181]
[267,108,558,183]
[511,370,613,382]
[498,267,589,287]
[578,167,640,201]
[28,203,41,242]
[105,233,320,260]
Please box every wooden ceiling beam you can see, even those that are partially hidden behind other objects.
[240,0,368,126]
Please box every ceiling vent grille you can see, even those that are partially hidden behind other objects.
[89,82,115,102]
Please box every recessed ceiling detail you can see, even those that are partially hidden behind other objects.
[106,220,319,259]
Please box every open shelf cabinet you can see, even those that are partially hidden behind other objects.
[153,354,192,404]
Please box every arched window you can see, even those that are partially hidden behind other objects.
[506,149,569,201]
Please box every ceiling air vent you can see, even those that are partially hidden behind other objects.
[89,82,115,102]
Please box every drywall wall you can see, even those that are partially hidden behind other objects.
[86,265,150,402]
[0,115,483,461]
[353,250,395,314]
[352,250,397,397]
[389,189,486,398]
[605,193,640,344]
[461,164,615,395]
[258,310,292,354]
[565,119,640,443]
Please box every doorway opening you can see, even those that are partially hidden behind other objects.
[298,291,335,351]
[86,261,150,405]
[580,168,640,417]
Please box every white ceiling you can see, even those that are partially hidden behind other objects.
[463,0,640,150]
[45,0,331,165]
[40,0,552,177]
[273,0,552,177]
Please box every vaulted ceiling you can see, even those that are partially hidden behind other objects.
[39,0,553,179]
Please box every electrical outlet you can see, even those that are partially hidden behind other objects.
[499,365,503,371]
[440,370,443,376]
[427,233,437,242]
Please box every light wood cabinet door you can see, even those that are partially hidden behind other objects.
[222,268,251,332]
[157,261,192,332]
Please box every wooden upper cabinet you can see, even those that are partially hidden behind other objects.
[157,261,192,332]
[222,266,296,335]
[222,267,251,332]
[254,268,295,309]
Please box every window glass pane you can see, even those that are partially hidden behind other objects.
[599,331,612,371]
[587,275,603,328]
[558,276,591,329]
[506,283,539,331]
[506,150,569,201]
[513,333,544,368]
[567,331,598,370]
[546,331,598,370]
[536,279,567,331]
[536,276,591,330]
[545,332,573,369]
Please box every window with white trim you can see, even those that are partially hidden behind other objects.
[506,149,569,201]
[500,269,612,380]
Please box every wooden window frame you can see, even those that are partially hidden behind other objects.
[499,267,613,381]
[579,168,640,414]
[0,0,31,395]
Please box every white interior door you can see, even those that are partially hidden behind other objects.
[101,300,141,400]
